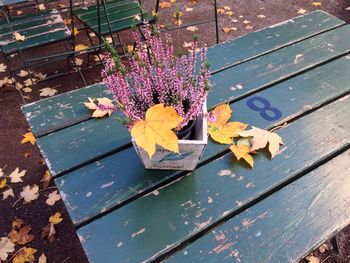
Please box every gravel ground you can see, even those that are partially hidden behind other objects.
[0,0,350,262]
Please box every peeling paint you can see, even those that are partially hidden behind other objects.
[131,227,146,238]
[101,181,114,189]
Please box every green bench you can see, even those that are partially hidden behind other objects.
[22,11,350,262]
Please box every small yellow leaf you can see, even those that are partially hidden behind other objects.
[75,44,89,52]
[208,104,247,144]
[73,27,79,36]
[0,63,7,72]
[159,2,171,8]
[230,140,254,168]
[297,8,307,14]
[131,104,183,158]
[185,7,193,12]
[222,27,237,33]
[17,70,29,77]
[174,19,183,25]
[38,3,46,10]
[49,212,63,225]
[226,11,234,16]
[127,44,134,53]
[312,2,321,6]
[0,178,6,188]
[13,247,37,263]
[14,32,25,41]
[21,132,36,145]
[186,26,199,32]
[170,0,176,2]
[217,8,225,15]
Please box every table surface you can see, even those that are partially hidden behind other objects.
[22,11,350,263]
[0,0,27,7]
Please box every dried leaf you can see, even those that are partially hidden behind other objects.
[217,8,225,14]
[159,2,171,8]
[222,27,237,33]
[39,87,58,97]
[14,32,26,41]
[311,2,321,6]
[40,170,52,189]
[306,255,320,263]
[73,27,79,36]
[37,3,46,10]
[9,225,35,245]
[257,14,266,18]
[0,63,7,73]
[75,44,89,52]
[46,190,61,206]
[15,82,24,90]
[74,58,83,66]
[186,26,199,32]
[84,97,114,118]
[13,247,37,263]
[0,237,15,261]
[183,42,192,48]
[318,243,329,253]
[20,185,39,203]
[297,8,307,14]
[33,72,47,80]
[23,87,32,93]
[9,167,26,183]
[0,178,6,188]
[131,104,183,158]
[230,138,254,168]
[49,212,63,225]
[21,132,36,145]
[23,78,36,87]
[0,168,3,177]
[238,126,283,158]
[17,70,29,77]
[3,188,14,200]
[208,104,247,144]
[185,7,193,12]
[17,10,23,15]
[12,219,24,229]
[38,253,47,263]
[226,11,234,16]
[41,223,55,243]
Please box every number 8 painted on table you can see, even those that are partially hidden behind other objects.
[246,96,282,121]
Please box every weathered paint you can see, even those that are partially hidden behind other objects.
[77,96,350,262]
[167,150,350,263]
[56,56,350,225]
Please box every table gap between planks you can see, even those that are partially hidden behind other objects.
[22,11,350,263]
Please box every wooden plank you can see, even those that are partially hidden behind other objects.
[22,83,109,137]
[39,23,350,177]
[76,95,350,263]
[55,56,350,225]
[22,10,343,137]
[167,150,350,263]
[206,10,344,72]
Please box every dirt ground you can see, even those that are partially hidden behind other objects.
[1,0,350,262]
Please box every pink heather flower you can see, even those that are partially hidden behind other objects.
[102,23,211,130]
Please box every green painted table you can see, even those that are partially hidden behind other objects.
[22,11,350,263]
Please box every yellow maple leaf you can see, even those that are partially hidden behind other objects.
[297,8,307,14]
[131,104,183,158]
[230,139,254,168]
[0,178,6,189]
[75,44,89,52]
[21,132,36,145]
[84,97,114,118]
[312,2,321,6]
[14,32,26,41]
[238,126,283,159]
[159,2,171,8]
[208,104,247,144]
[49,212,63,225]
[73,27,79,36]
[13,247,37,263]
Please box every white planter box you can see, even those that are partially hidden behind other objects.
[132,104,208,171]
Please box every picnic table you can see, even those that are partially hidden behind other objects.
[22,11,350,263]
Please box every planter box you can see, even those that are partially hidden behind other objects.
[132,105,208,171]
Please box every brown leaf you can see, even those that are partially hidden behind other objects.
[40,170,52,189]
[12,219,24,229]
[49,212,63,225]
[13,247,37,263]
[41,223,55,243]
[8,225,35,245]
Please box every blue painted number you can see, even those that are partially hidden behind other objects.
[246,96,282,121]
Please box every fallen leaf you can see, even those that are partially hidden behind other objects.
[318,243,329,253]
[0,178,6,188]
[84,97,114,118]
[17,10,23,15]
[23,87,32,93]
[208,104,247,144]
[23,78,36,87]
[3,188,14,200]
[223,6,231,10]
[186,26,199,32]
[39,87,58,97]
[74,58,83,66]
[105,37,113,43]
[159,2,171,9]
[12,219,24,229]
[131,104,183,158]
[297,8,307,14]
[0,237,15,261]
[226,11,234,16]
[57,3,66,8]
[21,132,36,145]
[46,190,61,206]
[174,19,183,25]
[238,126,283,158]
[9,225,35,245]
[33,72,47,80]
[0,168,3,177]
[243,20,250,24]
[40,170,52,189]
[0,63,7,72]
[15,82,24,90]
[9,167,26,183]
[312,2,321,6]
[38,253,47,263]
[127,45,134,53]
[306,255,320,263]
[173,11,183,18]
[14,32,26,41]
[217,8,225,15]
[257,14,266,18]
[13,247,37,263]
[20,185,39,203]
[73,27,79,36]
[170,0,176,2]
[75,44,89,52]
[17,70,29,77]
[37,3,46,10]
[185,7,193,12]
[246,25,253,30]
[222,27,237,33]
[41,223,56,242]
[49,212,63,225]
[230,138,254,168]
